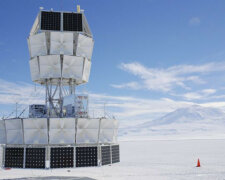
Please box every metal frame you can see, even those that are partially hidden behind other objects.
[44,80,76,118]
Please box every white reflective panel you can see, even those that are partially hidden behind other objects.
[101,119,119,129]
[23,118,48,144]
[5,119,22,130]
[39,55,61,79]
[82,59,91,83]
[50,32,73,55]
[29,57,40,82]
[76,118,99,144]
[0,145,3,168]
[76,34,94,60]
[0,121,6,144]
[99,129,117,143]
[77,118,99,129]
[62,55,84,80]
[76,129,99,144]
[28,32,47,58]
[49,118,75,144]
[5,119,23,144]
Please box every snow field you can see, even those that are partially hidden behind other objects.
[1,139,225,179]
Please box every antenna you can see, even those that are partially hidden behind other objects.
[77,5,81,13]
[104,102,106,118]
[1,6,120,170]
[16,102,18,118]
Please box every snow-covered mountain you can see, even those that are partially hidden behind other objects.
[119,105,225,140]
[139,105,225,127]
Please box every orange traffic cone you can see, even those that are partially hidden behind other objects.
[196,159,201,167]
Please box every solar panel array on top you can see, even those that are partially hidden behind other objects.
[63,13,83,31]
[41,11,83,32]
[41,11,61,31]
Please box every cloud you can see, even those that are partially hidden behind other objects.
[113,62,225,92]
[189,17,200,25]
[1,79,225,126]
[179,89,217,100]
[88,92,225,127]
[88,92,196,126]
[0,78,45,108]
[0,78,195,122]
[201,89,216,95]
[110,82,141,90]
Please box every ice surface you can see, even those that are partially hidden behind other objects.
[1,140,225,179]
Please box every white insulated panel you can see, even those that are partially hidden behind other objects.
[23,118,48,144]
[76,118,99,144]
[101,119,119,129]
[50,32,73,55]
[76,34,94,60]
[5,119,23,144]
[49,118,75,144]
[76,129,99,144]
[29,57,40,82]
[0,145,3,168]
[39,55,61,79]
[0,121,6,144]
[62,55,84,80]
[82,59,91,83]
[99,129,118,143]
[77,118,99,129]
[28,32,47,58]
[99,119,118,143]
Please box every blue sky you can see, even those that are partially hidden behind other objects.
[1,0,225,124]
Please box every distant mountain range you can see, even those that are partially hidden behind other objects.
[119,105,225,140]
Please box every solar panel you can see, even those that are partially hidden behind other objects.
[101,146,111,166]
[5,147,24,168]
[63,13,83,31]
[76,147,97,167]
[41,11,61,31]
[25,148,45,169]
[50,147,74,168]
[111,145,120,164]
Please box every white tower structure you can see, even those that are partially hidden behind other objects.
[0,6,120,169]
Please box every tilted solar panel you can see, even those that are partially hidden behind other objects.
[41,11,61,31]
[101,146,111,165]
[63,13,83,31]
[111,145,120,164]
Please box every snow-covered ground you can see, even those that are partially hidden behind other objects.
[1,139,225,180]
